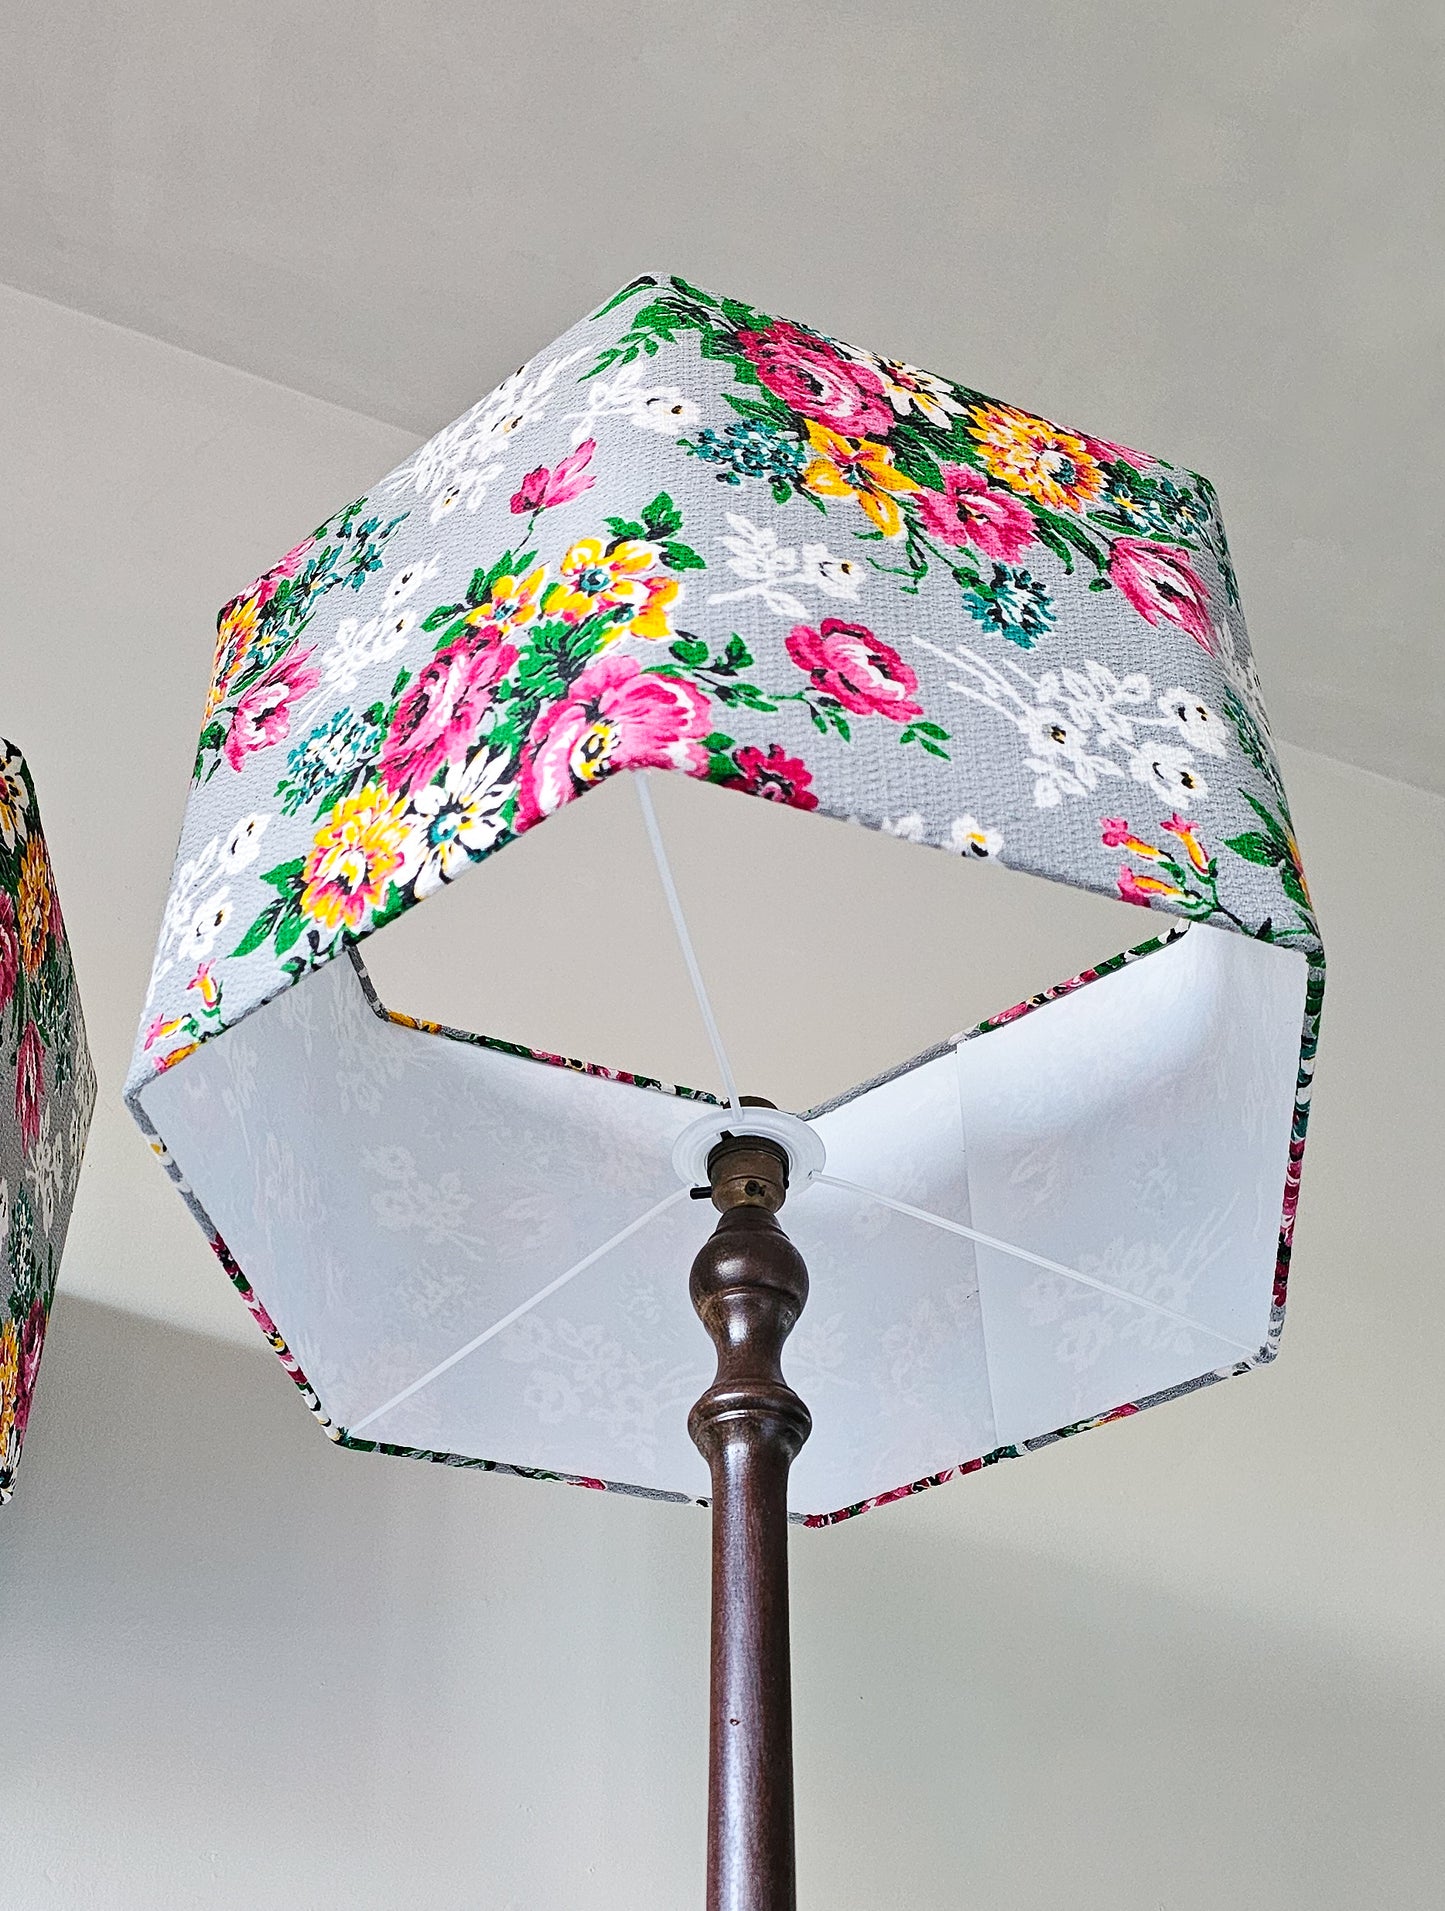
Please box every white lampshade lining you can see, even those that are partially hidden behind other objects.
[139,768,1305,1520]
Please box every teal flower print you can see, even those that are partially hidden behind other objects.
[277,707,386,816]
[963,564,1056,648]
[687,420,807,491]
[7,1185,37,1305]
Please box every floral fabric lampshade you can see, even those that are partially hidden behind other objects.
[1,739,95,1501]
[126,274,1323,1523]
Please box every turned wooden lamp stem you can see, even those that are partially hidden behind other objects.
[688,1115,811,1911]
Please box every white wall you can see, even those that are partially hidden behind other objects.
[2,287,1443,1909]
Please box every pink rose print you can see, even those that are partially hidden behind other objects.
[785,618,923,722]
[736,320,894,437]
[246,1289,283,1342]
[142,1012,185,1052]
[722,745,819,811]
[914,464,1036,562]
[1275,1134,1306,1306]
[517,654,710,827]
[1109,537,1216,653]
[1117,867,1157,907]
[510,439,598,515]
[13,1299,48,1441]
[379,634,518,796]
[249,536,316,609]
[223,650,321,771]
[989,1000,1033,1026]
[1159,811,1210,872]
[0,893,18,1015]
[1082,434,1151,472]
[15,1019,44,1154]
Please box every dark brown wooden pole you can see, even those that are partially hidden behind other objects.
[688,1128,811,1911]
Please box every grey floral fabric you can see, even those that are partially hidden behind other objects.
[126,273,1320,1082]
[1,738,95,1501]
[124,274,1323,1512]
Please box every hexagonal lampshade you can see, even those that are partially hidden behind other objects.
[126,274,1322,1523]
[1,738,95,1501]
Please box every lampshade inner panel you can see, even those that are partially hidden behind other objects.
[139,770,1307,1517]
[359,767,1165,1111]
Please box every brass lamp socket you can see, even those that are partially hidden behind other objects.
[704,1133,790,1214]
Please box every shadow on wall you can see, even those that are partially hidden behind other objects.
[3,1297,1442,1911]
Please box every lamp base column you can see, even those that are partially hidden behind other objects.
[688,1135,810,1911]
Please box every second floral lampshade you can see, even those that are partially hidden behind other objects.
[1,737,95,1501]
[126,273,1322,1522]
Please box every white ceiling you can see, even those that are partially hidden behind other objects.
[2,1,1441,790]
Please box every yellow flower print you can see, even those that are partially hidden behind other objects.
[1118,830,1164,861]
[1119,868,1189,905]
[188,962,222,1012]
[623,572,682,640]
[154,1041,200,1074]
[387,1009,444,1034]
[1160,814,1211,874]
[801,421,921,538]
[0,1317,18,1456]
[543,538,680,640]
[967,403,1103,513]
[1285,830,1311,908]
[205,589,261,718]
[300,782,410,935]
[0,749,30,852]
[465,565,548,635]
[143,1014,189,1052]
[16,836,55,973]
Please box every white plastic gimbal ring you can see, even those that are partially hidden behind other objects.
[671,1106,826,1193]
